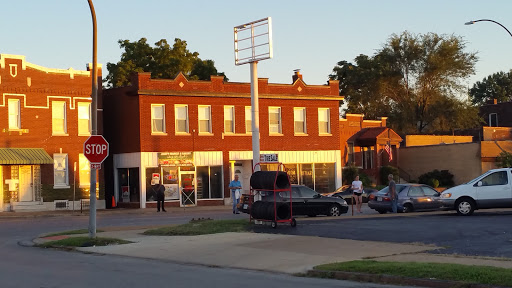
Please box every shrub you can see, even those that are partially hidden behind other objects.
[342,165,359,185]
[428,178,440,188]
[418,170,454,187]
[380,166,399,185]
[359,173,372,188]
[497,151,512,168]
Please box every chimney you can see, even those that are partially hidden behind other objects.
[292,69,302,83]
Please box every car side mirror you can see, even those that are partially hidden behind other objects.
[477,181,483,187]
[314,194,321,198]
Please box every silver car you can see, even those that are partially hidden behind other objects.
[368,184,442,213]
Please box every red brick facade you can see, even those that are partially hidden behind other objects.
[104,71,343,208]
[0,54,103,210]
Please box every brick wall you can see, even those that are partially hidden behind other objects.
[0,54,103,196]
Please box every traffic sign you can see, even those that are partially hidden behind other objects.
[84,135,109,165]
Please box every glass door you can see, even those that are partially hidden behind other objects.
[179,172,196,207]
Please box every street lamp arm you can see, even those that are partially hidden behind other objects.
[465,19,512,38]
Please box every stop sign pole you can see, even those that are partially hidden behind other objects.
[87,0,98,239]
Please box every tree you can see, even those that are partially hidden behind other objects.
[105,38,227,88]
[469,70,512,106]
[497,151,512,168]
[330,31,480,134]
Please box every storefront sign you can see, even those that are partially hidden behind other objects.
[260,153,278,163]
[158,152,194,166]
[122,186,130,202]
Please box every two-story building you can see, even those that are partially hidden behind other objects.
[0,54,103,212]
[103,70,343,209]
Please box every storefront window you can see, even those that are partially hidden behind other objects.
[314,163,335,194]
[145,167,159,202]
[284,164,298,184]
[162,166,179,200]
[300,164,314,189]
[196,166,222,199]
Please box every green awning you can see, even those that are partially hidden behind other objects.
[0,148,54,165]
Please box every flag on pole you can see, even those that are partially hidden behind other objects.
[385,144,393,162]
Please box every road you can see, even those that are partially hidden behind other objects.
[0,208,414,288]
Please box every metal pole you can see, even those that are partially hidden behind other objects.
[73,162,76,212]
[87,0,97,239]
[250,61,260,172]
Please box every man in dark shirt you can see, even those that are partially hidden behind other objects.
[388,174,397,213]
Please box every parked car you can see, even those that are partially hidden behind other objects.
[238,185,349,217]
[440,168,512,216]
[322,186,379,204]
[368,184,442,213]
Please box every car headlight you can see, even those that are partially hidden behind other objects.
[441,193,452,198]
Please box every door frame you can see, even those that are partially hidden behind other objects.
[179,170,197,207]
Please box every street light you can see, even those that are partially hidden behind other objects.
[465,19,512,38]
[87,0,98,239]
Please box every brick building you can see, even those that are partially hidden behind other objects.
[0,54,104,212]
[103,71,343,208]
[340,114,402,184]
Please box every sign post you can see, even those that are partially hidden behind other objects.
[83,134,109,238]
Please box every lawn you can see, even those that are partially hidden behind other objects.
[143,218,251,236]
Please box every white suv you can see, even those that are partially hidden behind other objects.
[441,168,512,215]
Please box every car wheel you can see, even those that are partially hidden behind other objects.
[329,204,341,216]
[455,198,475,216]
[402,203,413,213]
[377,209,387,214]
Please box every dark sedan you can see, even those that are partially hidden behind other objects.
[368,184,443,213]
[239,185,349,217]
[322,186,379,204]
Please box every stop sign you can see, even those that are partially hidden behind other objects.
[83,135,109,164]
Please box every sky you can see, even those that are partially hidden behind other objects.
[1,0,511,90]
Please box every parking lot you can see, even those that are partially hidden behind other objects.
[251,204,512,258]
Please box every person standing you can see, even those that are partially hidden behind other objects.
[388,174,397,213]
[153,182,166,212]
[351,175,363,213]
[229,174,242,214]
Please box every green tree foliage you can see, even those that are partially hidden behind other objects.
[342,165,359,185]
[469,70,512,106]
[496,151,512,168]
[379,166,399,185]
[418,169,454,187]
[105,38,227,88]
[330,31,480,134]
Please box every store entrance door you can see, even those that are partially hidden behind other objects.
[179,172,196,207]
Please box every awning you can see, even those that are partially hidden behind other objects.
[347,127,402,147]
[0,148,54,165]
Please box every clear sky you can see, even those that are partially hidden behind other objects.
[1,0,511,90]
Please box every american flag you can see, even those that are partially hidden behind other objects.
[385,144,393,162]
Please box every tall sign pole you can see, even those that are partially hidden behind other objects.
[87,0,98,239]
[234,17,273,172]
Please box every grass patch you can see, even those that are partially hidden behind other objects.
[315,260,512,287]
[143,218,251,236]
[44,229,104,237]
[38,236,132,248]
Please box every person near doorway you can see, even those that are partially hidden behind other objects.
[388,174,397,213]
[229,174,242,214]
[351,175,363,213]
[153,182,166,212]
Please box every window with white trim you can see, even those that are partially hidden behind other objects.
[175,105,189,133]
[294,107,307,134]
[78,102,91,135]
[318,108,330,134]
[245,106,252,133]
[8,99,21,130]
[151,104,165,133]
[79,153,91,187]
[54,153,68,187]
[269,107,282,134]
[52,101,67,135]
[198,105,212,133]
[224,106,235,133]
